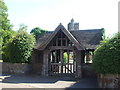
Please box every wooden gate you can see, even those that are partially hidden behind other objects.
[48,49,76,76]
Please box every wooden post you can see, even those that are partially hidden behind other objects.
[67,50,69,73]
[60,49,63,73]
[56,38,58,46]
[75,50,82,78]
[42,50,49,76]
[81,50,85,64]
[55,50,57,63]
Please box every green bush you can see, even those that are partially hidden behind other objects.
[7,30,35,63]
[1,29,16,60]
[92,33,120,74]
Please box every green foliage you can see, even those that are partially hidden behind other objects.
[92,33,120,74]
[30,27,48,40]
[0,0,14,60]
[18,24,27,31]
[0,0,12,30]
[7,31,35,63]
[63,52,68,63]
[0,29,16,60]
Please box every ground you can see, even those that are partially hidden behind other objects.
[0,74,99,89]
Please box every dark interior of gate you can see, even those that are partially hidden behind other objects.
[48,49,76,76]
[47,30,77,76]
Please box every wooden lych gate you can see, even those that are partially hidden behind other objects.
[47,30,77,76]
[32,23,103,77]
[39,25,82,77]
[48,49,76,76]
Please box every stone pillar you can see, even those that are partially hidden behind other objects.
[75,50,82,78]
[42,50,49,76]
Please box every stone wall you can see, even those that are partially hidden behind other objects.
[2,62,31,74]
[82,64,96,77]
[98,74,120,88]
[31,63,43,74]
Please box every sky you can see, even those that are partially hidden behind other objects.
[4,0,119,37]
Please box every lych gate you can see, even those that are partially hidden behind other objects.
[48,49,76,76]
[47,31,77,76]
[35,24,83,77]
[31,20,103,78]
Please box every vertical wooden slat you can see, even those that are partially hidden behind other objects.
[74,51,76,73]
[59,64,61,73]
[57,64,59,74]
[67,50,70,73]
[65,64,66,73]
[51,64,53,74]
[55,64,56,74]
[60,49,63,73]
[49,52,51,75]
[55,50,57,63]
[66,64,67,73]
[73,51,75,73]
[56,38,58,46]
[54,64,55,74]
[61,38,63,46]
[65,39,66,46]
[70,63,72,73]
[58,64,60,74]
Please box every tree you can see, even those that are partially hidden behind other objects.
[18,24,27,31]
[92,33,120,74]
[0,0,14,60]
[7,30,35,63]
[0,0,12,30]
[0,29,16,60]
[30,27,48,40]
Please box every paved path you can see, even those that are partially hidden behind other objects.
[1,74,99,89]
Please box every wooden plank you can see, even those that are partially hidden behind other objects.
[70,64,72,73]
[58,38,68,40]
[65,39,67,46]
[76,50,82,77]
[65,64,66,73]
[51,64,53,73]
[73,51,75,73]
[60,49,63,73]
[67,50,69,73]
[56,38,58,46]
[49,46,75,51]
[54,65,56,73]
[55,50,57,63]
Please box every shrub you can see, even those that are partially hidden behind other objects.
[1,29,16,60]
[7,30,35,63]
[92,33,120,74]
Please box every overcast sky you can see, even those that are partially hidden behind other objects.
[5,0,119,37]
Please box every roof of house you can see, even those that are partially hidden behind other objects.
[35,24,103,50]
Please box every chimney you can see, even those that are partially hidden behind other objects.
[68,18,79,31]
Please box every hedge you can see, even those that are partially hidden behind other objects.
[92,33,120,74]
